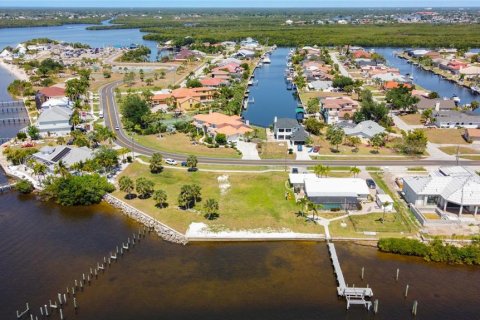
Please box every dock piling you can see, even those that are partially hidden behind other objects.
[412,300,418,316]
[405,284,409,298]
[361,267,364,280]
[396,268,399,281]
[373,299,379,314]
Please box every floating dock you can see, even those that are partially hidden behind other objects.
[327,243,373,310]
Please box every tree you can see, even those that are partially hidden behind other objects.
[123,71,136,86]
[119,176,135,199]
[326,126,345,151]
[370,133,386,153]
[54,160,69,178]
[145,78,154,86]
[386,85,420,113]
[178,185,195,209]
[421,108,435,125]
[350,166,360,177]
[469,100,479,111]
[344,136,361,151]
[215,133,227,145]
[304,118,323,135]
[186,78,203,88]
[94,147,119,173]
[150,153,164,173]
[186,154,198,168]
[381,201,391,223]
[7,80,33,97]
[153,189,168,208]
[70,110,81,130]
[401,129,428,155]
[428,91,439,99]
[296,196,309,218]
[120,94,151,131]
[204,198,219,220]
[313,164,330,178]
[306,97,320,114]
[332,75,354,90]
[27,125,40,140]
[65,77,88,103]
[135,177,155,199]
[33,161,47,182]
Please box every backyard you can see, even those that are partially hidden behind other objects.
[114,162,320,234]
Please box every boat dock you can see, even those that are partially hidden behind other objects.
[327,242,373,310]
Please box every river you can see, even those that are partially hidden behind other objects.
[242,48,299,127]
[1,191,479,320]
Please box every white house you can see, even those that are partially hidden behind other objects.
[40,97,72,109]
[403,166,480,217]
[341,120,386,139]
[36,106,72,136]
[32,145,94,171]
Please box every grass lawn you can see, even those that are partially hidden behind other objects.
[349,213,410,233]
[257,142,295,159]
[310,135,402,156]
[407,167,427,172]
[399,113,422,125]
[439,146,480,155]
[420,128,469,145]
[114,162,321,234]
[135,133,241,159]
[460,155,480,160]
[250,126,267,141]
[329,218,409,238]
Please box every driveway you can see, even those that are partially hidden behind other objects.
[236,141,261,160]
[329,52,350,77]
[294,147,312,161]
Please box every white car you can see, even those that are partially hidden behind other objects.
[165,159,178,165]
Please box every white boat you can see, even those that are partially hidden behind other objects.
[248,80,253,86]
[257,62,263,68]
[263,56,271,64]
[452,95,461,103]
[471,86,480,94]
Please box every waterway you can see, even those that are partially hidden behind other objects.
[1,191,479,319]
[242,48,300,127]
[372,47,480,108]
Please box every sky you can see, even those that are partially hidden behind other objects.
[1,0,480,8]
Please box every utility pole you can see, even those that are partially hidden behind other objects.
[456,145,460,166]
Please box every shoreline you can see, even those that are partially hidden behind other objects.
[0,59,28,82]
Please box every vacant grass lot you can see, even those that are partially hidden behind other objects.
[257,142,295,159]
[399,113,422,125]
[420,128,468,145]
[311,135,402,156]
[114,162,320,234]
[135,133,241,158]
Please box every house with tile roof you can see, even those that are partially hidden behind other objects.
[403,166,480,217]
[152,87,216,110]
[193,112,252,142]
[320,97,360,124]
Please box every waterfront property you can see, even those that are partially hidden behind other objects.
[35,86,67,109]
[152,87,216,110]
[320,97,359,124]
[35,106,72,136]
[290,174,370,210]
[403,166,480,217]
[32,145,94,171]
[464,128,480,143]
[273,117,307,145]
[414,96,457,111]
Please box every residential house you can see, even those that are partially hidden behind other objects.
[321,97,360,124]
[35,106,72,136]
[340,120,385,139]
[376,193,394,212]
[152,87,216,110]
[240,38,260,50]
[414,96,457,111]
[290,174,370,210]
[459,66,480,80]
[174,49,196,61]
[40,97,72,109]
[440,60,468,74]
[273,117,308,145]
[32,145,94,171]
[372,72,407,83]
[382,81,413,90]
[35,86,67,108]
[234,49,255,59]
[464,128,480,143]
[433,110,480,128]
[352,50,371,59]
[193,112,252,142]
[307,80,333,91]
[403,166,480,217]
[200,77,229,87]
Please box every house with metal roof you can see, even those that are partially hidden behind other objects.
[433,110,480,129]
[402,166,480,217]
[273,117,308,145]
[32,146,94,171]
[414,96,456,111]
[35,106,72,136]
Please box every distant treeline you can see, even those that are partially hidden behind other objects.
[0,18,103,29]
[378,237,480,265]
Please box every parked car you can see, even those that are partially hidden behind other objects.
[291,167,299,174]
[165,159,178,166]
[181,161,188,167]
[187,167,198,172]
[366,179,376,189]
[297,144,303,152]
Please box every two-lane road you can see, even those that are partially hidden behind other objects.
[100,82,480,167]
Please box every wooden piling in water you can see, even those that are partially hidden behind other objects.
[373,299,379,314]
[396,268,399,281]
[405,284,409,298]
[361,267,364,280]
[412,300,418,316]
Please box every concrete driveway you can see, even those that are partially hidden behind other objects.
[236,141,261,160]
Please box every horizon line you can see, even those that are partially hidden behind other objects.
[1,6,479,9]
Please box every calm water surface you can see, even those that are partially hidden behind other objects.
[0,191,479,320]
[243,48,299,127]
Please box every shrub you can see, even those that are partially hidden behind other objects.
[15,179,34,194]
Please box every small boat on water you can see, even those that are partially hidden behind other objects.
[263,56,271,64]
[248,80,253,86]
[257,62,263,68]
[452,95,461,103]
[471,86,480,94]
[248,97,255,103]
[286,83,293,90]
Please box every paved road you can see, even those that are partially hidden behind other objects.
[100,81,480,167]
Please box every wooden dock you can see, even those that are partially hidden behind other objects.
[327,243,373,310]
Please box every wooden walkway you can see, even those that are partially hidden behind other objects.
[327,243,373,310]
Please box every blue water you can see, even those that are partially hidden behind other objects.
[243,48,299,127]
[372,47,480,107]
[0,23,159,60]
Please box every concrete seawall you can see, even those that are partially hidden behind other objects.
[103,193,188,245]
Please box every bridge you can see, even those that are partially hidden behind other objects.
[327,242,373,310]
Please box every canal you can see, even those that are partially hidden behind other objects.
[1,190,480,320]
[242,48,300,127]
[372,47,480,107]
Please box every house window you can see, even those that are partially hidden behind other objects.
[278,135,284,139]
[279,129,284,132]
[426,195,439,205]
[285,129,291,132]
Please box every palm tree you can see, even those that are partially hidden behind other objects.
[186,154,198,168]
[119,176,135,199]
[306,201,318,223]
[150,153,163,173]
[54,160,69,178]
[313,164,327,177]
[204,198,219,220]
[70,111,81,130]
[153,189,168,208]
[323,166,331,177]
[382,201,391,224]
[350,166,361,178]
[296,196,309,218]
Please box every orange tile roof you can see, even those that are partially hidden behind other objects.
[39,86,65,97]
[200,78,227,86]
[466,128,480,138]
